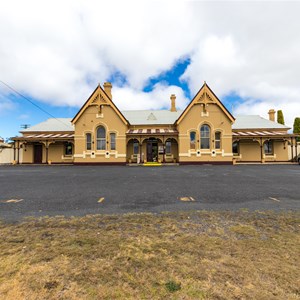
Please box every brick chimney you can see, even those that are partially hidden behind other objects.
[170,94,177,112]
[103,82,112,99]
[268,109,275,122]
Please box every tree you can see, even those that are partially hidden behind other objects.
[293,117,300,142]
[277,110,285,125]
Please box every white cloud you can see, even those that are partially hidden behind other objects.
[113,83,189,111]
[0,1,300,127]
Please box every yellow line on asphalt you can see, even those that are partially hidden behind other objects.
[98,197,105,203]
[1,199,23,203]
[269,197,280,202]
[179,197,195,202]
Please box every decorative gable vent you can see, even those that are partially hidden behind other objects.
[147,113,157,120]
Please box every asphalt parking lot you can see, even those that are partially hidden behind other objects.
[0,164,299,222]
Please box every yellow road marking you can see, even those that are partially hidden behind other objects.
[98,197,105,203]
[269,197,280,202]
[179,197,195,202]
[1,199,23,203]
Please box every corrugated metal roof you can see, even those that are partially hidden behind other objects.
[21,118,74,132]
[121,110,183,125]
[233,115,290,130]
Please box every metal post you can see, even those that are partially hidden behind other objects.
[46,142,49,164]
[13,141,16,161]
[17,141,20,164]
[295,137,298,161]
[163,135,165,163]
[260,138,263,163]
[291,137,294,162]
[139,136,142,164]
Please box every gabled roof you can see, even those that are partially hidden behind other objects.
[233,115,290,130]
[176,82,235,124]
[122,110,183,125]
[71,85,128,125]
[21,118,74,132]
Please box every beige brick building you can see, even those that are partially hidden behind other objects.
[12,82,299,164]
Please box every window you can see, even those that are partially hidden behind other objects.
[65,142,73,155]
[215,132,221,149]
[133,141,139,154]
[264,140,273,155]
[166,141,171,154]
[96,126,106,150]
[110,133,116,150]
[200,124,210,149]
[190,132,196,149]
[232,141,239,155]
[86,133,92,150]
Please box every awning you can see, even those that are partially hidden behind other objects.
[13,133,74,140]
[232,130,293,137]
[126,128,178,135]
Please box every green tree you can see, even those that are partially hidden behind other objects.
[293,117,300,141]
[277,110,285,125]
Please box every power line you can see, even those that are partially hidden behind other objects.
[0,80,71,129]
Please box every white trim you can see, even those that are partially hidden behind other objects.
[223,153,233,157]
[179,153,190,157]
[263,154,276,159]
[74,154,84,158]
[201,151,211,155]
[61,155,73,160]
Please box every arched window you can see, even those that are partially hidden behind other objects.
[215,131,221,149]
[264,140,273,155]
[86,133,92,150]
[190,131,196,149]
[96,126,106,150]
[200,125,210,149]
[110,133,116,150]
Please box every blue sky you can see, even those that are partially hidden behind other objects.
[1,1,300,140]
[0,60,193,140]
[0,58,231,140]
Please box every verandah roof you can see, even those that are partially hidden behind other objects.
[126,128,178,135]
[232,130,296,138]
[13,133,74,140]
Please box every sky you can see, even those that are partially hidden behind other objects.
[1,0,300,140]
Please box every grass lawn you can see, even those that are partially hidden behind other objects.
[0,210,299,299]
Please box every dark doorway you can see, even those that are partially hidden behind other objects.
[147,140,158,162]
[34,144,43,164]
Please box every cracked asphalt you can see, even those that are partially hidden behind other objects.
[0,164,299,222]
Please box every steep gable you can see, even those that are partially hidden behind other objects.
[175,82,235,124]
[72,84,128,125]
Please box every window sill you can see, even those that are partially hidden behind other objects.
[62,155,73,160]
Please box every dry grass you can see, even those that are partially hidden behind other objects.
[0,210,299,299]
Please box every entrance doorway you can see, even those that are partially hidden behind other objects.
[147,139,158,162]
[34,144,43,163]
